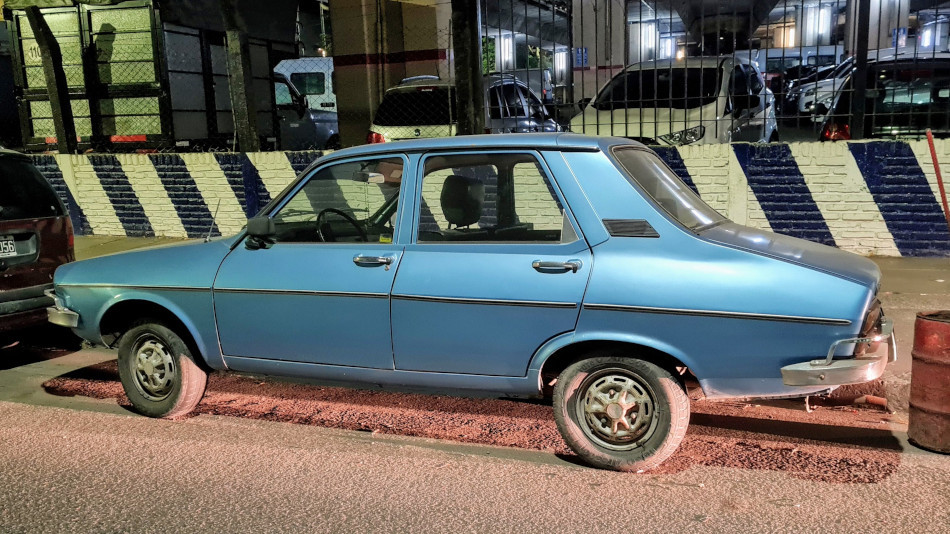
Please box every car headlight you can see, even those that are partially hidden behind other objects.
[659,126,705,146]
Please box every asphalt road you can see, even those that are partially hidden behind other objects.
[1,345,949,534]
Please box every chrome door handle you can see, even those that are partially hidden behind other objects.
[353,254,394,266]
[532,259,582,273]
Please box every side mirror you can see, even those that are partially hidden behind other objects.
[245,216,276,250]
[578,98,592,110]
[294,94,308,117]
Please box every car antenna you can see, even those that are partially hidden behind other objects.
[205,199,221,243]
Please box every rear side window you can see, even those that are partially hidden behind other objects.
[373,87,457,126]
[0,158,64,221]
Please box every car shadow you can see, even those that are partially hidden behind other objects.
[41,360,904,483]
[0,325,81,371]
[689,412,905,452]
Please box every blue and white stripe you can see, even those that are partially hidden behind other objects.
[32,143,950,257]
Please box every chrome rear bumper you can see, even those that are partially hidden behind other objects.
[781,317,895,387]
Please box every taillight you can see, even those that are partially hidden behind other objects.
[367,131,386,144]
[65,216,75,261]
[821,122,851,141]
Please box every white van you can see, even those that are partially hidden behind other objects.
[569,56,778,145]
[274,58,337,112]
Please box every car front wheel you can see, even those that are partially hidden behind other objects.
[553,355,689,472]
[117,321,208,419]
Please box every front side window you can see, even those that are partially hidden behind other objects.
[271,157,403,243]
[417,152,576,244]
[274,80,293,106]
[613,147,726,232]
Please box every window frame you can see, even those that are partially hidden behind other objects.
[411,149,583,246]
[262,153,411,246]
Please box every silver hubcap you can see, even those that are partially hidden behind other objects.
[132,336,176,401]
[579,371,657,450]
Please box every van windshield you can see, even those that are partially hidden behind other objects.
[592,67,721,111]
[0,158,64,221]
[373,87,458,126]
[612,148,726,231]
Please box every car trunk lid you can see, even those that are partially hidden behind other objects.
[701,222,880,289]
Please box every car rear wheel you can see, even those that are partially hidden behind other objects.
[553,355,689,472]
[117,321,207,419]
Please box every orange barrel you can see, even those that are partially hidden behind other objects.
[908,311,950,453]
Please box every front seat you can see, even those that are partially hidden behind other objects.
[439,174,487,240]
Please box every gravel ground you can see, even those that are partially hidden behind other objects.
[43,359,904,483]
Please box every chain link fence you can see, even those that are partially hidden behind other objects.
[5,0,950,152]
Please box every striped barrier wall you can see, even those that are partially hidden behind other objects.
[30,141,950,257]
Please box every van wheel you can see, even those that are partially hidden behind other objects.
[769,131,780,143]
[553,355,689,472]
[117,321,207,419]
[325,135,341,150]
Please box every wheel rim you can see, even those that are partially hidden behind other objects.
[576,368,659,451]
[130,334,177,401]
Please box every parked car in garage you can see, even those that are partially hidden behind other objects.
[366,74,560,143]
[569,56,779,145]
[784,58,853,119]
[47,133,893,472]
[818,51,950,140]
[1,148,74,340]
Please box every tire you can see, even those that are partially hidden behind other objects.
[553,354,689,472]
[117,321,208,419]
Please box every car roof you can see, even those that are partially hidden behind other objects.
[620,56,741,72]
[315,133,641,163]
[387,73,531,92]
[0,148,29,160]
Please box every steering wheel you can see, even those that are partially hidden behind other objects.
[315,208,368,242]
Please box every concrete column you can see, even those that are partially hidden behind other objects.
[329,0,451,147]
[846,0,910,51]
[571,0,627,102]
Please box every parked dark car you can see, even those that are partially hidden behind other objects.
[819,52,950,140]
[0,149,74,338]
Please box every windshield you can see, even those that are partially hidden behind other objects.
[612,147,726,231]
[373,87,457,126]
[593,67,722,110]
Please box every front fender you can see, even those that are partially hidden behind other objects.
[68,287,224,370]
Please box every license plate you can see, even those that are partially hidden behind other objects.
[0,236,16,258]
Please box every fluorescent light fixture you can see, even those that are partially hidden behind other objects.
[819,8,830,36]
[922,28,934,48]
[500,35,514,69]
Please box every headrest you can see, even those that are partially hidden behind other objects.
[440,175,484,227]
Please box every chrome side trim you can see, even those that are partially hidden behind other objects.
[393,294,578,309]
[583,303,852,326]
[214,288,389,299]
[56,283,207,292]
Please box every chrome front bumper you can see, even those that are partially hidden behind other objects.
[44,288,79,328]
[781,317,896,387]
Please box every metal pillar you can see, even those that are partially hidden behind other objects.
[452,0,484,135]
[24,6,77,154]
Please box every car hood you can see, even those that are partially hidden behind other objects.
[54,237,236,289]
[570,98,725,140]
[701,222,880,289]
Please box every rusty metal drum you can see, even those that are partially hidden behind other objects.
[908,311,950,453]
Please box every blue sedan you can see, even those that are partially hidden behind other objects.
[47,134,894,471]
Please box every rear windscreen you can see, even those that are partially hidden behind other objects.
[0,159,64,221]
[593,67,722,110]
[373,87,457,126]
